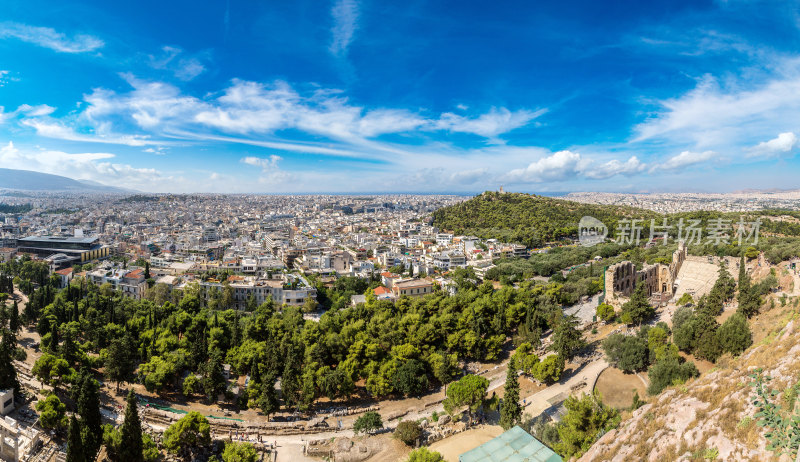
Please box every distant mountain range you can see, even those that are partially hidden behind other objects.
[0,168,135,193]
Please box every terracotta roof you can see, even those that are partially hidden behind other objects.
[373,286,391,295]
[55,268,73,276]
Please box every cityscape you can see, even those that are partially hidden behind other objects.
[3,1,800,462]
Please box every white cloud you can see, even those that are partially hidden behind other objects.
[0,141,164,190]
[329,0,359,57]
[634,62,800,150]
[747,132,798,158]
[241,155,292,184]
[0,70,11,87]
[71,76,541,146]
[436,108,546,138]
[148,46,206,81]
[505,150,582,183]
[651,150,715,172]
[584,156,646,179]
[21,118,156,146]
[241,155,281,169]
[504,151,647,183]
[0,22,103,53]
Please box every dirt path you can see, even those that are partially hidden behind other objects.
[428,425,504,462]
[521,358,609,418]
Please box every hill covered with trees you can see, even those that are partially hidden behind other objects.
[431,192,657,247]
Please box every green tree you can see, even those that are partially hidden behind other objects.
[32,353,73,392]
[36,394,67,430]
[406,447,445,462]
[602,334,649,373]
[120,389,144,462]
[443,374,489,423]
[67,415,87,462]
[0,327,20,396]
[258,375,280,420]
[647,358,699,395]
[222,442,258,462]
[182,374,199,396]
[737,255,760,318]
[428,351,459,388]
[533,354,565,384]
[553,393,620,459]
[394,420,423,446]
[106,335,137,392]
[302,295,317,313]
[596,303,615,322]
[550,315,586,361]
[353,411,383,435]
[676,293,693,306]
[393,359,429,397]
[620,282,655,325]
[201,351,226,402]
[9,300,20,333]
[717,312,752,356]
[77,374,103,458]
[163,412,211,460]
[499,359,522,430]
[321,367,355,401]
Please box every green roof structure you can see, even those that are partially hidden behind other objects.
[458,426,562,462]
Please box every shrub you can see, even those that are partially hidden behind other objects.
[717,313,752,356]
[596,303,616,322]
[354,411,383,435]
[602,334,648,373]
[395,420,423,446]
[647,358,699,395]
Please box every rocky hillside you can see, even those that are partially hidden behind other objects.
[580,297,800,461]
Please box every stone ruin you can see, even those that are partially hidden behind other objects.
[604,241,686,306]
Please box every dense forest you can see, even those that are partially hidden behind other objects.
[1,257,592,424]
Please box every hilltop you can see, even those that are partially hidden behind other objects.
[431,191,658,247]
[0,168,132,193]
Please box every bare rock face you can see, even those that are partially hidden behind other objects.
[579,315,800,462]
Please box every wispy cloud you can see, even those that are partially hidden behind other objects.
[650,150,715,172]
[329,0,359,57]
[241,155,292,184]
[59,75,539,150]
[21,118,159,146]
[0,22,103,53]
[148,46,207,81]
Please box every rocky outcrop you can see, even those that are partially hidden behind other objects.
[580,315,800,462]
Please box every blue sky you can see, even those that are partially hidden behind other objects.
[2,0,800,193]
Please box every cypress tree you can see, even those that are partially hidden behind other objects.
[77,375,102,458]
[66,415,86,462]
[499,359,522,430]
[49,321,59,352]
[9,300,19,333]
[120,389,144,462]
[0,330,20,396]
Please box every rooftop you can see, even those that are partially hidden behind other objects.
[18,235,98,244]
[458,426,561,462]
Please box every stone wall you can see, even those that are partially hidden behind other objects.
[604,241,686,305]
